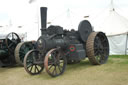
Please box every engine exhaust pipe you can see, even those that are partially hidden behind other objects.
[40,7,47,35]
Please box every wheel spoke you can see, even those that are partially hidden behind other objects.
[48,61,54,65]
[95,49,100,56]
[58,55,62,60]
[19,51,25,54]
[9,43,13,48]
[52,66,56,75]
[34,65,36,73]
[94,42,99,47]
[49,64,53,70]
[57,64,62,72]
[27,64,32,69]
[101,38,106,43]
[35,65,39,72]
[30,65,33,72]
[55,66,57,75]
[103,47,109,50]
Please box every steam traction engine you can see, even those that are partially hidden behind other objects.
[0,32,35,67]
[24,7,109,77]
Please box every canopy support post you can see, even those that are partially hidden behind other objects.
[125,32,128,55]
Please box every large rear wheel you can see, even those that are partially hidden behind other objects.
[86,32,109,65]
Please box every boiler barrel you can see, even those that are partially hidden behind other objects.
[41,38,70,51]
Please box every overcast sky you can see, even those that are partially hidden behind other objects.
[0,0,128,25]
[0,0,128,39]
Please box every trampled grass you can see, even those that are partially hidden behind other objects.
[0,55,128,85]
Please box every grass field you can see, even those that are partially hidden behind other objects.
[0,55,128,85]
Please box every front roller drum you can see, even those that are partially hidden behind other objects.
[15,41,35,66]
[86,32,109,65]
[44,48,67,77]
[24,50,44,75]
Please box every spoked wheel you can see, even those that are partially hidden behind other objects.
[5,32,21,53]
[44,48,67,77]
[86,32,109,65]
[24,50,44,75]
[15,41,35,66]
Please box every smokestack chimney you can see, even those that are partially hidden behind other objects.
[40,7,47,34]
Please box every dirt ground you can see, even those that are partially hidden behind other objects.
[0,56,128,85]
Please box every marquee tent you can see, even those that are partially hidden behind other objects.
[92,6,128,55]
[107,33,128,55]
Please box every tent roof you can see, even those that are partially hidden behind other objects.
[92,9,128,35]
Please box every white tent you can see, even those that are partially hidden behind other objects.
[107,33,128,55]
[93,9,128,35]
[92,2,128,55]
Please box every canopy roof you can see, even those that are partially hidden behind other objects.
[92,2,128,35]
